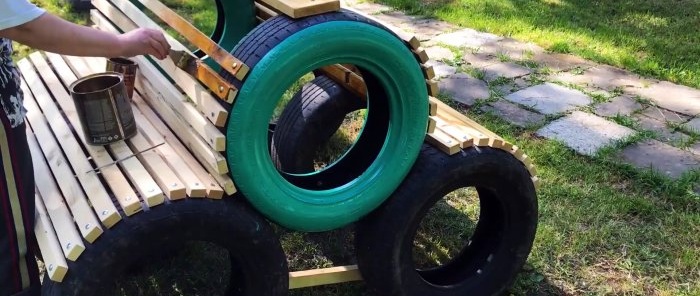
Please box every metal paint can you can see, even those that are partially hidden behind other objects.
[105,57,138,99]
[69,72,137,145]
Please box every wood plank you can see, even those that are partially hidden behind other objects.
[318,64,366,99]
[127,131,187,200]
[20,62,103,244]
[109,141,165,207]
[26,127,86,261]
[259,0,339,18]
[427,116,436,133]
[135,0,249,80]
[134,67,229,172]
[429,99,437,116]
[289,265,362,289]
[45,52,143,216]
[488,137,505,149]
[421,64,435,80]
[92,0,229,126]
[433,116,473,148]
[429,96,501,139]
[131,103,209,198]
[34,193,69,282]
[26,53,122,228]
[426,79,438,96]
[255,1,278,19]
[59,54,165,208]
[426,128,460,155]
[132,93,233,196]
[412,47,429,63]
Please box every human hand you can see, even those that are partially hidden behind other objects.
[117,28,170,60]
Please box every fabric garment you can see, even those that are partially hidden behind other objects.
[0,120,39,295]
[0,1,46,295]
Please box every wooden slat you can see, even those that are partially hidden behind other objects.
[26,53,122,228]
[109,141,166,207]
[131,104,209,198]
[426,128,460,155]
[20,62,104,244]
[426,79,438,96]
[429,96,501,139]
[318,64,366,99]
[289,265,362,289]
[135,0,249,80]
[45,52,143,215]
[421,64,435,80]
[127,131,187,200]
[26,128,86,260]
[255,1,278,19]
[60,54,166,208]
[34,193,68,282]
[259,0,339,18]
[412,47,429,63]
[132,93,233,196]
[427,116,436,133]
[92,0,229,126]
[134,66,229,172]
[429,100,437,116]
[433,116,473,148]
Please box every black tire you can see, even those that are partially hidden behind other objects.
[271,75,365,174]
[355,144,538,296]
[42,198,288,296]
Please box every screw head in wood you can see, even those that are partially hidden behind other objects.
[232,62,238,68]
[48,264,54,271]
[66,242,72,249]
[219,85,224,93]
[172,183,178,187]
[85,223,91,229]
[102,210,109,216]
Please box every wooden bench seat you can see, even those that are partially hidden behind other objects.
[29,0,538,288]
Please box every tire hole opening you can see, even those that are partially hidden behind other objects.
[269,65,389,191]
[412,186,505,286]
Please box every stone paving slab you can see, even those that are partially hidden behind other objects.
[550,65,654,91]
[462,51,499,68]
[481,100,546,128]
[618,140,700,180]
[682,118,700,133]
[425,60,457,79]
[438,73,490,106]
[425,46,455,61]
[505,82,592,114]
[593,96,643,117]
[494,77,530,96]
[479,38,545,61]
[536,111,636,156]
[532,53,594,72]
[627,81,700,116]
[430,29,502,48]
[634,115,691,145]
[639,107,689,124]
[482,62,532,81]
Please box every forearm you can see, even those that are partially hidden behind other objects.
[0,13,123,57]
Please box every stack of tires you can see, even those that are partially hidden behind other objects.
[44,6,537,296]
[222,9,539,296]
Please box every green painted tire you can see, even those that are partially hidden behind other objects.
[200,0,257,70]
[222,11,428,231]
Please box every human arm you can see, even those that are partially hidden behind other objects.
[0,13,169,59]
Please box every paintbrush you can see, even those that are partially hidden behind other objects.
[168,49,238,103]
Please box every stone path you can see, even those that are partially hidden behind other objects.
[343,0,700,180]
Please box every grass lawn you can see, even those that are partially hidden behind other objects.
[13,0,700,295]
[372,0,700,89]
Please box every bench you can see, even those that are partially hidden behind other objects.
[27,0,539,290]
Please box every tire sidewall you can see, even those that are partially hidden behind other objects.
[228,20,428,231]
[357,146,538,296]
